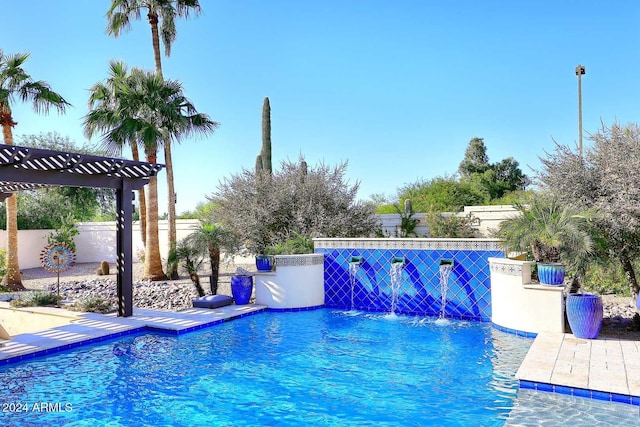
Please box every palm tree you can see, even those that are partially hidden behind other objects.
[85,60,147,246]
[0,50,69,290]
[494,194,594,291]
[190,221,238,294]
[174,236,205,296]
[106,0,203,272]
[84,65,216,280]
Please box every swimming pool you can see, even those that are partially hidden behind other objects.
[0,309,637,426]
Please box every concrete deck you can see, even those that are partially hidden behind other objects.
[0,304,267,363]
[517,332,640,404]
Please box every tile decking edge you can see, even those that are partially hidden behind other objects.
[0,305,268,365]
[519,379,639,406]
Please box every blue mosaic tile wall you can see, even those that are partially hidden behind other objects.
[315,239,504,321]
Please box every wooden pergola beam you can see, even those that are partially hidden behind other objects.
[0,144,164,317]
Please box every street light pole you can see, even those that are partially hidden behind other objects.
[575,65,586,157]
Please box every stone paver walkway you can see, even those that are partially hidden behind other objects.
[517,332,640,403]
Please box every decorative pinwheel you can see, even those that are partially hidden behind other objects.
[40,242,75,273]
[40,242,76,307]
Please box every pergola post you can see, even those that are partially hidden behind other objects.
[0,144,163,317]
[116,180,135,317]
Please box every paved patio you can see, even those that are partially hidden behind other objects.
[517,332,640,404]
[0,304,266,363]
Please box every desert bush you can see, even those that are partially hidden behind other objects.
[70,296,114,313]
[582,262,632,296]
[539,121,640,298]
[211,158,377,253]
[10,291,59,307]
[423,209,477,238]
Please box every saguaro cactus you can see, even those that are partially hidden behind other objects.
[259,96,272,174]
[404,199,412,216]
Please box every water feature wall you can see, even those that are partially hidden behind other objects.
[314,238,504,321]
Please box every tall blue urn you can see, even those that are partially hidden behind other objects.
[566,293,603,339]
[231,275,253,305]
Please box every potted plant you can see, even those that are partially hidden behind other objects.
[495,195,605,338]
[263,232,315,256]
[494,195,593,287]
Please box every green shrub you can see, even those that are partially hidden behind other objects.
[46,214,79,253]
[70,296,113,313]
[375,204,397,214]
[423,209,477,238]
[264,233,314,255]
[582,262,630,296]
[0,249,7,280]
[10,291,59,307]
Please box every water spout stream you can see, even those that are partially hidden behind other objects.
[389,261,404,314]
[438,264,453,319]
[348,261,361,311]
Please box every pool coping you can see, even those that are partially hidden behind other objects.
[515,331,640,406]
[0,304,267,365]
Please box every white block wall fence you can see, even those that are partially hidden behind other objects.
[0,219,201,270]
[377,205,518,238]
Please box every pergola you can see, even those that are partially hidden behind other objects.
[0,143,164,317]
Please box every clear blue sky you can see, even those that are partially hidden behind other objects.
[3,1,639,215]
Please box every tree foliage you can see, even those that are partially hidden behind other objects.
[538,121,640,298]
[211,159,378,253]
[458,137,490,177]
[422,209,478,238]
[397,138,528,214]
[0,50,70,289]
[397,175,486,212]
[458,137,528,200]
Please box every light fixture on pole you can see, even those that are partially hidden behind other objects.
[575,65,586,157]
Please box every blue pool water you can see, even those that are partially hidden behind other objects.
[0,309,637,426]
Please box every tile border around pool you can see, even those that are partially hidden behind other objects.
[491,322,538,338]
[519,380,640,406]
[145,307,269,335]
[267,304,325,312]
[0,307,270,365]
[0,326,148,366]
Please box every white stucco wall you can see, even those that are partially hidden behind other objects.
[489,257,565,334]
[0,219,201,269]
[378,205,519,238]
[255,254,325,309]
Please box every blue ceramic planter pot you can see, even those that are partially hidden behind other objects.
[538,263,566,286]
[231,275,253,305]
[255,255,274,272]
[566,293,603,339]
